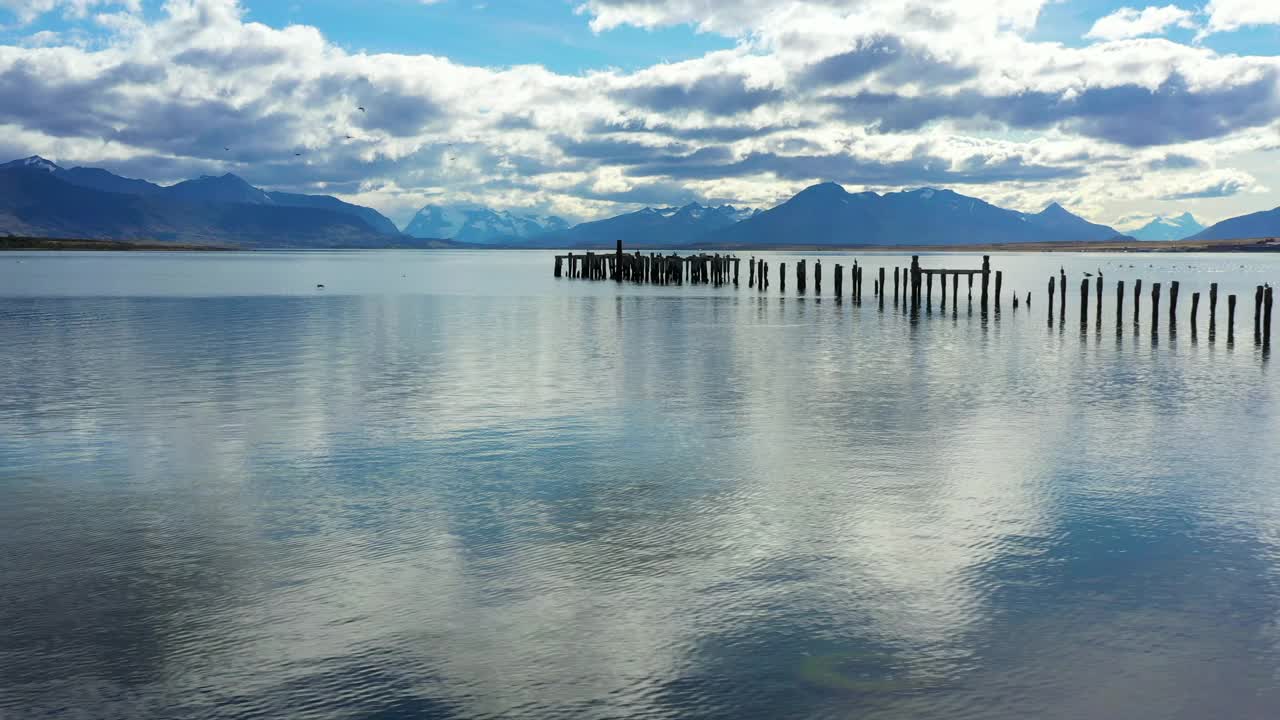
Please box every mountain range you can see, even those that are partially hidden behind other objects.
[0,156,429,248]
[3,155,1278,248]
[405,205,568,244]
[1127,212,1205,241]
[704,184,1125,246]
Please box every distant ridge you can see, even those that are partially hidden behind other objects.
[1128,212,1204,241]
[0,156,418,248]
[1187,207,1280,242]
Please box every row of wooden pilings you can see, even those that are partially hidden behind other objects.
[554,243,1015,311]
[1045,271,1274,345]
[554,244,740,285]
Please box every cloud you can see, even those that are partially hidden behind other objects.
[0,0,138,25]
[1158,169,1263,199]
[1,0,1278,229]
[1204,0,1280,33]
[1084,6,1196,41]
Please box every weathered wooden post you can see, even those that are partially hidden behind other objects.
[1169,281,1179,328]
[981,256,991,312]
[834,264,843,298]
[995,270,1003,309]
[893,267,900,304]
[614,240,623,281]
[1095,276,1103,329]
[1134,279,1142,326]
[554,255,563,277]
[1191,292,1200,338]
[879,267,885,301]
[1229,294,1238,344]
[1080,278,1089,327]
[911,256,921,309]
[926,271,933,310]
[1116,280,1125,330]
[952,275,958,313]
[1265,287,1274,346]
[1013,292,1020,309]
[1210,283,1218,338]
[797,259,806,293]
[940,271,948,310]
[1255,285,1264,342]
[749,256,756,288]
[780,262,786,292]
[733,258,740,285]
[815,260,823,295]
[1058,273,1066,323]
[968,273,974,303]
[1048,277,1055,325]
[1151,283,1161,334]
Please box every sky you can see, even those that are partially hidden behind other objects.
[0,0,1278,231]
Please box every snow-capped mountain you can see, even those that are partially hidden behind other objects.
[403,205,569,243]
[531,202,758,248]
[1128,212,1205,241]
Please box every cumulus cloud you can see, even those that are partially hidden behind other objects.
[1204,0,1280,33]
[0,0,1278,228]
[1084,6,1197,41]
[0,0,138,25]
[1158,169,1264,200]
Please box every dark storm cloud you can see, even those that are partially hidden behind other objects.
[827,72,1280,146]
[1146,153,1205,171]
[558,135,689,163]
[616,74,782,115]
[0,59,144,137]
[800,36,975,88]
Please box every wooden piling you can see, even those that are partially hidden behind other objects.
[815,260,823,295]
[893,267,900,304]
[1116,280,1125,329]
[1191,292,1200,336]
[981,256,991,311]
[1169,281,1179,328]
[1048,277,1055,324]
[1094,276,1102,329]
[995,270,1003,309]
[554,255,563,277]
[1229,294,1238,344]
[1134,279,1142,326]
[926,272,934,310]
[952,275,958,314]
[1255,286,1264,342]
[1265,287,1274,346]
[1151,283,1161,334]
[1080,278,1089,327]
[797,259,806,293]
[780,263,786,292]
[734,258,740,285]
[879,267,886,301]
[834,264,843,298]
[911,256,921,309]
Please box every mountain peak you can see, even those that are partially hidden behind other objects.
[1,155,63,173]
[1039,201,1073,216]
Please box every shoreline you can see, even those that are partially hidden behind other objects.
[1,237,231,251]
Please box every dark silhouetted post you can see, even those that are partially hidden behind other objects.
[1080,278,1089,327]
[749,256,755,288]
[1266,287,1274,347]
[554,255,563,277]
[1151,283,1161,334]
[879,267,885,301]
[1094,276,1102,329]
[1229,294,1238,344]
[1134,279,1142,327]
[952,275,958,314]
[926,272,933,310]
[893,267,900,304]
[995,270,1003,309]
[911,256,921,309]
[797,259,806,293]
[834,264,842,298]
[614,240,623,281]
[1116,280,1125,330]
[981,256,991,312]
[1169,281,1179,328]
[733,258,740,285]
[1210,283,1218,332]
[941,271,948,310]
[1256,286,1264,342]
[1048,277,1055,325]
[780,263,786,292]
[1191,292,1200,339]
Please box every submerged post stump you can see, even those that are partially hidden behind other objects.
[1256,286,1265,342]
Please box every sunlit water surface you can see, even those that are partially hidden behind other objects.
[3,250,1280,719]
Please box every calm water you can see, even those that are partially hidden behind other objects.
[3,250,1280,719]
